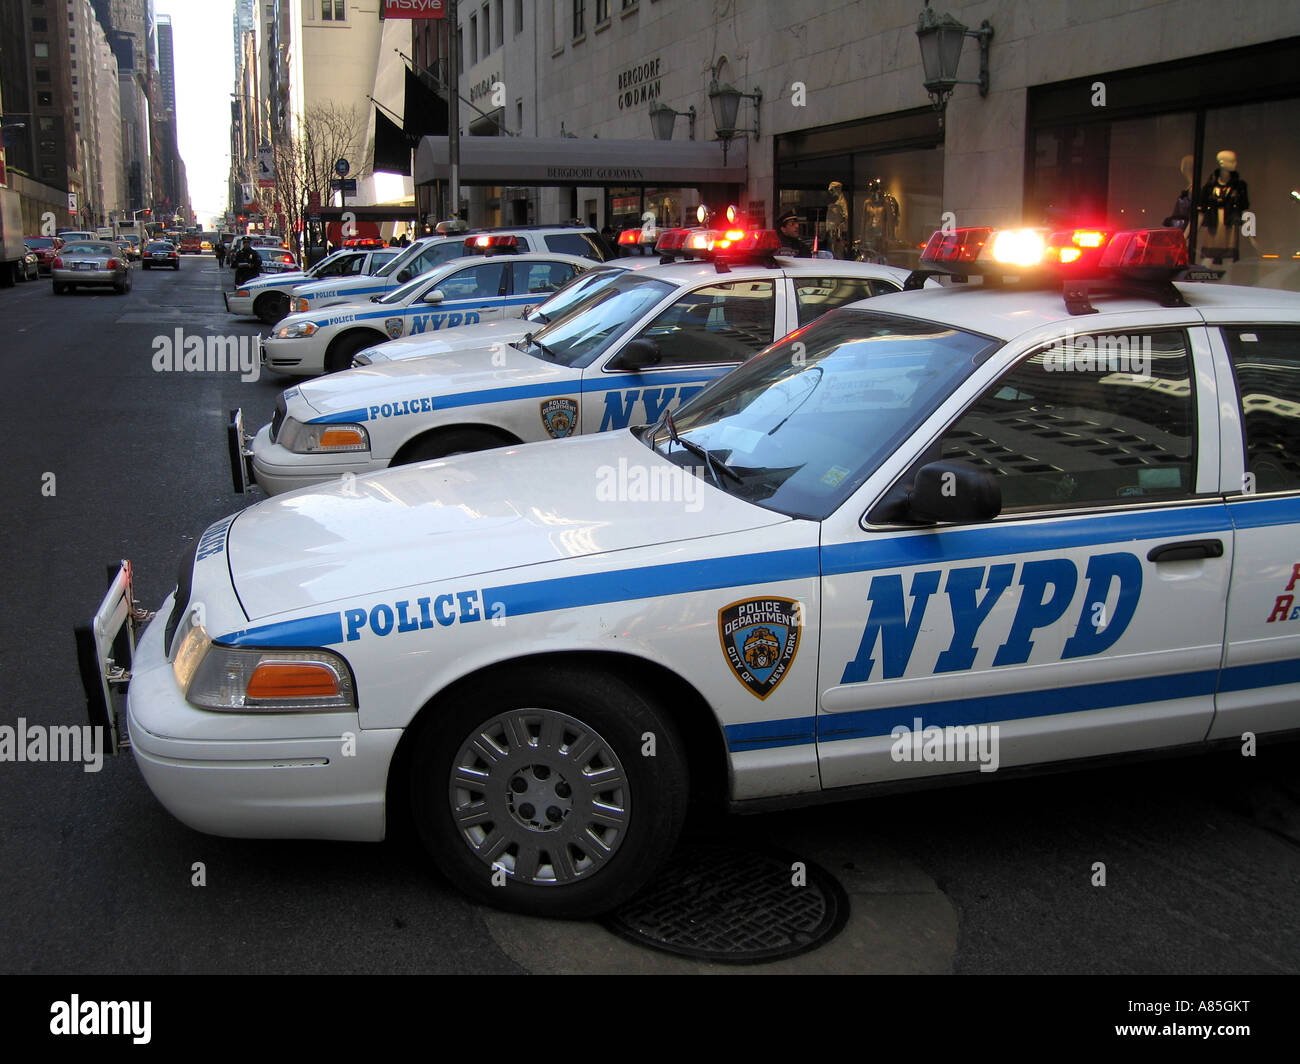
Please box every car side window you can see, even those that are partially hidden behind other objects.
[432,261,506,301]
[630,280,776,368]
[544,233,602,260]
[510,260,580,295]
[343,255,366,275]
[793,276,898,326]
[936,329,1197,512]
[1222,326,1300,493]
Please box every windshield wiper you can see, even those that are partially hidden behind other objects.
[662,409,742,487]
[523,332,558,359]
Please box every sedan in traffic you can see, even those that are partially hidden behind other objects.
[142,241,181,270]
[51,241,132,294]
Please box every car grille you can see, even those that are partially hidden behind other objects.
[271,395,287,442]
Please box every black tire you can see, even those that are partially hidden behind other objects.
[323,331,380,374]
[114,278,128,294]
[409,666,689,918]
[393,427,505,465]
[254,291,290,325]
[142,263,150,270]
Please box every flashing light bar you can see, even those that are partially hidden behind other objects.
[464,234,519,252]
[618,227,658,245]
[920,225,1189,277]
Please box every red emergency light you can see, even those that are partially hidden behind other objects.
[464,234,519,254]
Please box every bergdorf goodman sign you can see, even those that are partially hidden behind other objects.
[617,57,662,110]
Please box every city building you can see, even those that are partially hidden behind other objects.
[406,0,1300,290]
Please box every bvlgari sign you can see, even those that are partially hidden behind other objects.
[617,57,662,110]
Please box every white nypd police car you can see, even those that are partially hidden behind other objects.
[349,259,664,368]
[225,246,401,324]
[81,224,1300,918]
[290,227,608,314]
[234,235,917,494]
[259,252,594,377]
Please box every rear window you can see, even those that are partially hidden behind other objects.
[544,233,603,261]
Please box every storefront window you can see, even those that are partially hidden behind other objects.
[1201,98,1300,287]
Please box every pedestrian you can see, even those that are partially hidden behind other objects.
[214,239,226,267]
[231,237,261,286]
[776,210,809,256]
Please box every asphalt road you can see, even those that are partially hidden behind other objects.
[0,259,1297,975]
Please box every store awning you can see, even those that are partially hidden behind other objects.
[414,135,746,187]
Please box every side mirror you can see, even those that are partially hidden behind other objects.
[422,289,445,304]
[396,269,412,282]
[871,459,1001,525]
[610,337,661,371]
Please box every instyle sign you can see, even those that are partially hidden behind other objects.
[383,0,445,16]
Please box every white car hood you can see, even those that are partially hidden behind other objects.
[241,270,308,290]
[296,343,568,420]
[226,432,788,620]
[363,318,537,362]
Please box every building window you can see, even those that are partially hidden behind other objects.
[36,68,51,82]
[470,14,478,63]
[321,0,344,20]
[515,0,523,34]
[623,0,637,9]
[32,16,48,30]
[39,139,57,156]
[457,26,463,70]
[34,42,50,57]
[573,0,584,38]
[39,117,56,132]
[482,4,490,55]
[37,91,53,105]
[42,165,57,180]
[596,0,609,22]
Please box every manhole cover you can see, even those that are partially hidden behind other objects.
[601,843,849,964]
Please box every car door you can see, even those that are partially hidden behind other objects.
[816,324,1231,788]
[404,260,508,336]
[1209,323,1300,739]
[579,278,780,433]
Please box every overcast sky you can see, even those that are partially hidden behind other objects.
[154,0,235,226]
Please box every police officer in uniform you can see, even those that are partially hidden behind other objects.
[777,210,809,256]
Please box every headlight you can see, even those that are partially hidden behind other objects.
[274,320,318,339]
[295,297,310,313]
[277,416,370,453]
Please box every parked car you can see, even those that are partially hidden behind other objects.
[24,236,63,275]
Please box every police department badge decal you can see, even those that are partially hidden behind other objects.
[718,597,802,699]
[540,397,579,439]
[384,317,404,339]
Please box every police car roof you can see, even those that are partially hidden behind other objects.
[839,280,1300,340]
[629,256,913,287]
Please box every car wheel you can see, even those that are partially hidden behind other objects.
[393,428,506,464]
[255,291,290,325]
[114,278,127,294]
[323,333,378,374]
[409,666,688,918]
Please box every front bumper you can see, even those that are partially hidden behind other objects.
[249,422,386,495]
[124,595,399,842]
[226,293,255,316]
[260,335,325,377]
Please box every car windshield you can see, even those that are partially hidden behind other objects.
[525,266,625,324]
[373,241,428,277]
[644,309,999,520]
[516,275,674,368]
[377,275,431,305]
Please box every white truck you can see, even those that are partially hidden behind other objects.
[0,185,26,287]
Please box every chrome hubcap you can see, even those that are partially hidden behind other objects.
[448,709,630,886]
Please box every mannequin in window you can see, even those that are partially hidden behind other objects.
[1198,149,1249,264]
[859,178,900,259]
[826,180,849,259]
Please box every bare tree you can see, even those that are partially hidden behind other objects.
[268,103,371,252]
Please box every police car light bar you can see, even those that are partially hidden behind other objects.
[464,234,520,255]
[909,225,1212,314]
